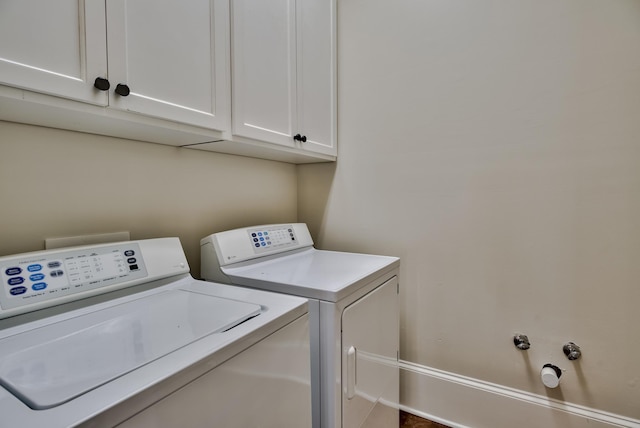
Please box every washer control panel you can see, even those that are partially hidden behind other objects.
[0,243,147,312]
[248,225,298,253]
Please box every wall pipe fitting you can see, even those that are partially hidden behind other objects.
[541,364,562,388]
[513,334,531,350]
[563,342,582,360]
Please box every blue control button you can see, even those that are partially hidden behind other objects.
[264,232,269,236]
[10,286,27,296]
[258,232,263,236]
[259,237,264,241]
[27,264,43,272]
[261,242,267,247]
[47,261,61,269]
[32,282,47,291]
[8,277,24,286]
[30,273,45,281]
[5,267,21,276]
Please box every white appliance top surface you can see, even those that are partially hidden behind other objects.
[223,248,399,302]
[0,289,260,410]
[0,276,308,428]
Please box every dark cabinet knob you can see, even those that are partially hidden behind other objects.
[115,84,130,96]
[294,134,307,143]
[93,77,110,91]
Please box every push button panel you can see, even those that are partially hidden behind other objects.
[248,225,298,254]
[0,243,147,311]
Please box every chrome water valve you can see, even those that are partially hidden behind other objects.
[563,342,582,360]
[513,334,531,350]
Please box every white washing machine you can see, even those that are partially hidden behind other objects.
[0,237,311,428]
[201,223,399,428]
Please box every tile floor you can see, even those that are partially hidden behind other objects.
[400,411,450,428]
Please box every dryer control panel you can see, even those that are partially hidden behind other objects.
[0,243,148,314]
[202,223,314,268]
[247,225,299,253]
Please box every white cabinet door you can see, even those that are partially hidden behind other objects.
[231,0,336,155]
[342,277,399,428]
[297,0,336,156]
[106,0,230,130]
[0,0,108,105]
[231,0,297,147]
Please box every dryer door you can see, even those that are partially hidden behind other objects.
[341,276,399,428]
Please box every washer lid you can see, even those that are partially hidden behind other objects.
[0,289,260,410]
[223,248,399,302]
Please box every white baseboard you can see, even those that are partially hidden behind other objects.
[400,360,640,428]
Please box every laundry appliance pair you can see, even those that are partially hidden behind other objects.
[0,223,398,428]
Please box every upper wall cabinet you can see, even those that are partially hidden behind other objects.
[0,0,230,136]
[229,0,336,157]
[106,0,230,130]
[0,1,109,106]
[0,0,335,163]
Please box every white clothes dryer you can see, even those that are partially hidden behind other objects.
[0,238,311,428]
[201,223,399,428]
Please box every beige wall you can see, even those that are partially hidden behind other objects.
[0,121,297,276]
[2,0,640,424]
[299,0,640,422]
